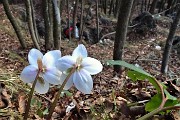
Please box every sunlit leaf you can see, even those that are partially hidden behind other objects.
[106,60,160,92]
[43,108,49,115]
[164,89,177,100]
[145,93,162,112]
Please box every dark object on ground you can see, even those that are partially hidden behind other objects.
[172,36,180,46]
[87,27,102,44]
[36,19,45,37]
[99,15,112,26]
[172,36,180,56]
[132,11,156,35]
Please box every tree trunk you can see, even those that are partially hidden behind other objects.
[113,0,134,75]
[2,0,27,49]
[109,0,115,15]
[25,0,40,49]
[158,0,165,13]
[43,0,53,51]
[161,5,180,74]
[165,0,174,15]
[30,0,40,43]
[79,3,92,41]
[67,0,71,41]
[149,0,158,14]
[73,0,79,38]
[79,0,84,41]
[48,0,54,46]
[53,0,61,50]
[129,0,138,23]
[114,0,121,18]
[96,0,99,42]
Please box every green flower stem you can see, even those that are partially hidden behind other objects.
[137,108,162,120]
[24,70,40,120]
[137,105,180,120]
[46,66,77,120]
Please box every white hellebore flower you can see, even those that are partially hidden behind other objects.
[56,44,103,94]
[20,49,62,94]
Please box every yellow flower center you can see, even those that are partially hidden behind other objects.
[37,58,47,73]
[76,56,83,70]
[37,58,46,85]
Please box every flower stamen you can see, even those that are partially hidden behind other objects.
[37,58,43,71]
[38,77,45,85]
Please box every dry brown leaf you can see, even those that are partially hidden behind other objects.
[0,83,11,109]
[18,92,26,114]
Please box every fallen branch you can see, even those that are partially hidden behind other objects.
[99,23,141,41]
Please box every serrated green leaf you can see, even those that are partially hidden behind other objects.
[106,60,160,92]
[145,93,162,112]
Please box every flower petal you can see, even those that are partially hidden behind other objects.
[73,69,93,94]
[56,56,76,72]
[20,65,38,83]
[35,80,49,94]
[43,50,61,67]
[43,67,61,85]
[28,48,43,66]
[72,44,87,58]
[59,73,74,90]
[82,57,103,75]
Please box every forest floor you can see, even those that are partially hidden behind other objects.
[0,4,180,120]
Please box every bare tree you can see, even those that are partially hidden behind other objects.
[161,5,180,74]
[96,0,99,42]
[114,0,121,18]
[2,0,27,49]
[113,0,134,74]
[149,0,158,14]
[25,0,40,49]
[53,0,61,49]
[67,0,71,41]
[109,0,115,15]
[43,0,54,51]
[30,0,40,43]
[73,0,79,38]
[79,0,84,41]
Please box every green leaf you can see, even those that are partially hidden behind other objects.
[146,91,179,112]
[145,93,162,112]
[37,109,43,118]
[42,108,49,115]
[106,60,152,77]
[60,92,65,97]
[164,99,179,107]
[106,60,160,92]
[37,101,41,108]
[127,70,149,81]
[164,89,177,100]
[63,90,73,97]
[60,90,73,97]
[30,98,36,106]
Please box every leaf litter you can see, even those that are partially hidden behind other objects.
[0,4,179,120]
